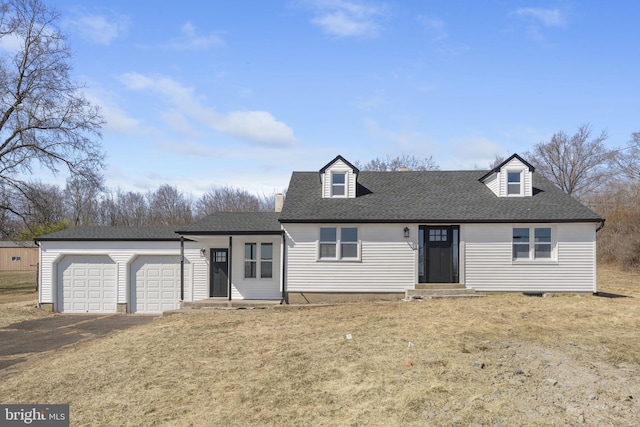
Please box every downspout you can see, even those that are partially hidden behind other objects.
[180,236,184,301]
[281,231,287,304]
[596,219,605,232]
[228,236,233,301]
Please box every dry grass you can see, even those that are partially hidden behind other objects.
[0,271,49,327]
[0,265,639,425]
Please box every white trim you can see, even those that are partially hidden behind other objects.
[317,226,362,261]
[511,225,558,264]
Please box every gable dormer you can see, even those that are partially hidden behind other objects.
[319,155,359,198]
[479,154,535,197]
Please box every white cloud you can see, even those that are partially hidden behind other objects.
[118,73,296,147]
[164,22,224,50]
[512,8,567,44]
[66,11,129,45]
[305,0,386,38]
[0,33,23,53]
[514,8,566,27]
[84,89,143,135]
[213,111,295,146]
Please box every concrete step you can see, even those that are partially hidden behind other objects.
[405,287,483,300]
[180,299,282,310]
[414,283,466,290]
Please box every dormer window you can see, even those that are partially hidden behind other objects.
[479,154,535,198]
[507,172,521,195]
[332,173,346,196]
[320,155,359,199]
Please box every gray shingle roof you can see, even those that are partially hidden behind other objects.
[176,212,282,234]
[35,226,181,241]
[0,241,37,248]
[279,170,602,223]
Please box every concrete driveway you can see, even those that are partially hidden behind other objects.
[0,315,156,373]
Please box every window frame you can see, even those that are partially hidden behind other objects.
[512,226,556,263]
[331,172,347,197]
[260,243,273,279]
[318,226,361,261]
[507,171,522,196]
[244,243,257,278]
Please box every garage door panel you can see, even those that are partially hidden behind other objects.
[58,255,117,313]
[131,256,184,314]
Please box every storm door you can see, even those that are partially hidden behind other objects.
[418,226,459,283]
[210,249,229,297]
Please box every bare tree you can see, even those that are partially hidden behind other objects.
[525,124,617,202]
[148,184,193,226]
[0,0,104,233]
[195,186,261,217]
[488,155,506,169]
[13,181,66,235]
[617,132,640,180]
[64,175,103,226]
[116,189,148,226]
[356,155,439,171]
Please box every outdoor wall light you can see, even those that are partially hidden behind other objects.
[403,227,410,238]
[200,248,207,257]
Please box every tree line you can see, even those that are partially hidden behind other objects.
[0,181,280,240]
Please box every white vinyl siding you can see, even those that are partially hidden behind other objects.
[231,236,281,300]
[484,173,499,196]
[285,223,414,293]
[321,159,357,198]
[464,223,597,292]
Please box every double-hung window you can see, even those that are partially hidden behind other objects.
[319,227,359,260]
[244,243,257,278]
[245,242,275,279]
[331,173,346,196]
[260,243,273,278]
[319,227,337,258]
[507,172,521,195]
[513,227,553,261]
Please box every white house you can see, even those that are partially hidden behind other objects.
[36,154,603,313]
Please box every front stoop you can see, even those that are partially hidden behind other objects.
[178,298,283,311]
[405,284,483,300]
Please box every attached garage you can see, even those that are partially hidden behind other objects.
[130,255,184,313]
[37,226,196,314]
[58,255,117,313]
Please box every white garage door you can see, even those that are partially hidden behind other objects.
[58,255,117,313]
[131,256,183,313]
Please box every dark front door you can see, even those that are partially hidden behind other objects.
[419,226,459,283]
[210,249,228,297]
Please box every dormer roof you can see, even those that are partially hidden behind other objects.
[479,153,535,182]
[319,155,359,175]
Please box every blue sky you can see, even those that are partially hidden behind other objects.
[17,1,640,196]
